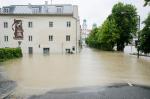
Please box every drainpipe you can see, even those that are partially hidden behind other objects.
[76,19,77,54]
[72,17,79,54]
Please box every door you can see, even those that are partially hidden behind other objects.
[43,48,50,54]
[65,49,71,53]
[28,47,33,54]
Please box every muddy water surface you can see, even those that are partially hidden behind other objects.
[1,47,150,95]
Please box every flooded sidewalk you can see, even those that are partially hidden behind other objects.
[0,67,17,99]
[0,47,150,96]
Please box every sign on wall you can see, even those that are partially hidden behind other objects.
[12,19,24,40]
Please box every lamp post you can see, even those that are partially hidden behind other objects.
[137,15,140,58]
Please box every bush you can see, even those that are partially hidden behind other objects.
[0,48,22,62]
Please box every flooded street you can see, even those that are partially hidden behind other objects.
[0,47,150,96]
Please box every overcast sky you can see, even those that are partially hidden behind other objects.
[0,0,149,29]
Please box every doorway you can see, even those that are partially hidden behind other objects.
[28,47,33,54]
[43,48,50,54]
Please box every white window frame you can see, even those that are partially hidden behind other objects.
[32,8,40,14]
[66,35,70,41]
[29,35,33,41]
[3,8,9,13]
[49,22,53,27]
[67,21,71,27]
[4,36,8,42]
[57,7,63,14]
[28,22,33,28]
[4,22,8,28]
[49,35,53,41]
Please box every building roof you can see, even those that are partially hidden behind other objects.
[0,3,74,15]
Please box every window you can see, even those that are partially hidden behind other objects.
[4,36,8,42]
[67,21,71,27]
[49,22,53,27]
[4,22,8,28]
[43,48,50,54]
[3,8,9,13]
[28,47,33,54]
[49,35,53,41]
[28,22,33,28]
[57,7,63,14]
[29,35,33,41]
[32,8,40,13]
[66,35,70,41]
[66,49,71,53]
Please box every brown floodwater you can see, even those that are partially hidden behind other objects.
[1,47,150,95]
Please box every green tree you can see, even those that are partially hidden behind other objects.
[86,15,119,51]
[111,2,138,51]
[139,14,150,54]
[144,0,150,6]
[96,16,119,51]
[86,27,99,48]
[86,2,138,52]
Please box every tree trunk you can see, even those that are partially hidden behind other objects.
[117,42,125,51]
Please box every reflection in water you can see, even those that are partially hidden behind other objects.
[1,47,150,95]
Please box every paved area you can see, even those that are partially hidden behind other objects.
[0,67,17,99]
[28,83,150,99]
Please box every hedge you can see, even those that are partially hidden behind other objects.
[0,48,23,62]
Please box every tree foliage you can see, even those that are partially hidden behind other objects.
[0,48,22,62]
[86,17,119,51]
[139,14,150,54]
[144,0,150,6]
[111,2,138,51]
[86,2,138,51]
[96,17,119,50]
[86,27,99,48]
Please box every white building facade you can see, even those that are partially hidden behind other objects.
[0,2,80,54]
[81,19,91,46]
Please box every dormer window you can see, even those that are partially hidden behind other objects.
[32,8,40,14]
[57,7,63,14]
[3,8,9,13]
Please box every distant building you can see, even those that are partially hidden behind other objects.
[0,1,80,54]
[92,23,97,29]
[81,19,91,46]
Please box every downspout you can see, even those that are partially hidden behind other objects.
[76,19,77,54]
[72,17,79,54]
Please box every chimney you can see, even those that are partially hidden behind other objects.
[45,1,48,6]
[44,1,48,13]
[28,3,32,8]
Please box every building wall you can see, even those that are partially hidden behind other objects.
[0,15,80,54]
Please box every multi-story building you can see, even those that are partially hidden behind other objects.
[0,1,80,54]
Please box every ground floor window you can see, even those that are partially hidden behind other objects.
[65,49,71,53]
[66,35,70,41]
[4,36,8,42]
[43,48,50,54]
[28,47,33,54]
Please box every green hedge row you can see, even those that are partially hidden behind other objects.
[0,48,23,62]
